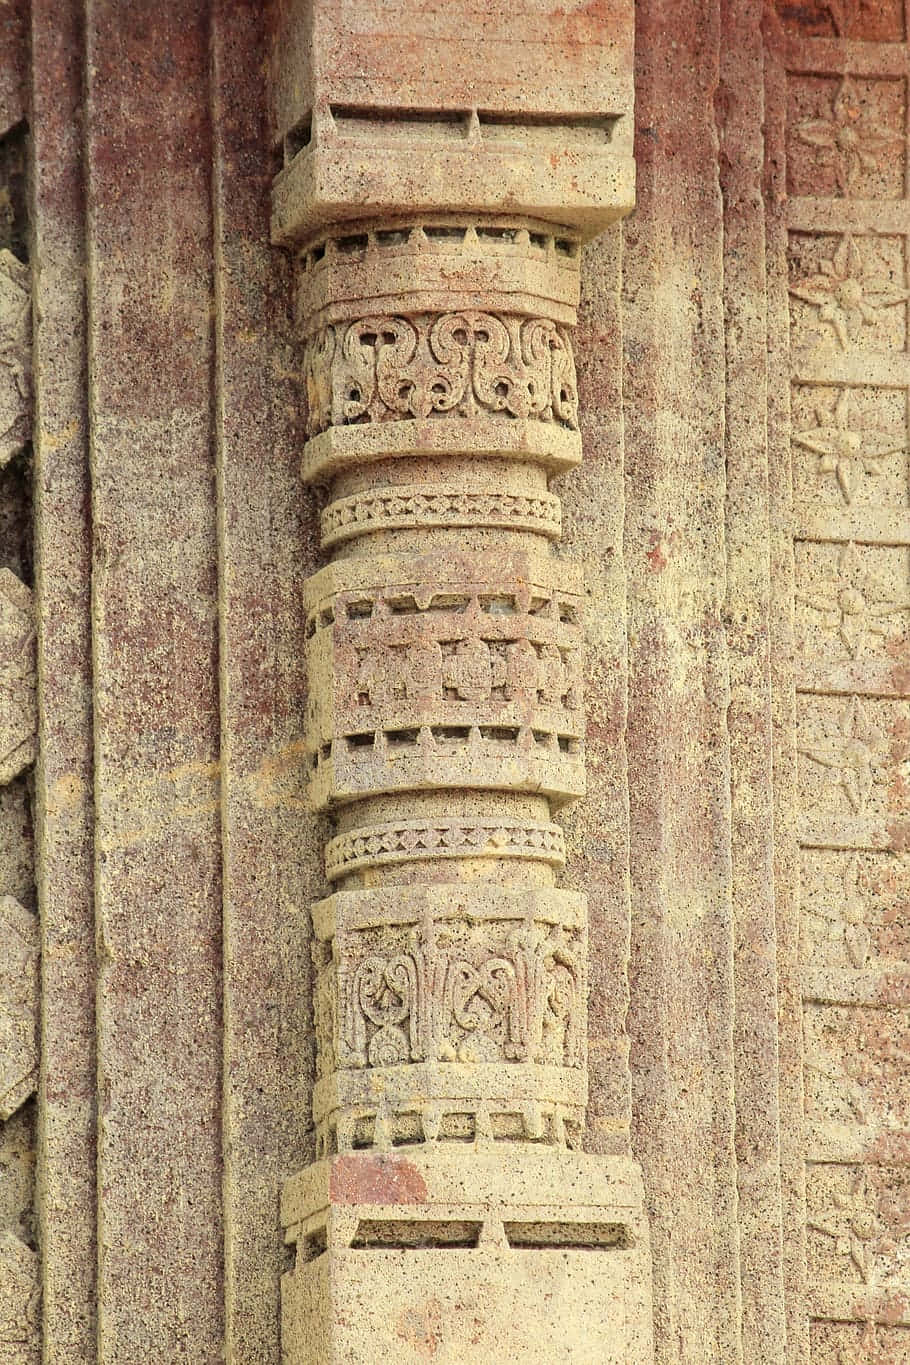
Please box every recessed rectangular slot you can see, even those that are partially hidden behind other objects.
[424,225,468,242]
[386,727,419,746]
[426,594,469,613]
[284,112,312,163]
[351,1219,483,1250]
[503,1221,631,1250]
[346,732,375,750]
[432,725,470,742]
[331,105,469,142]
[375,228,411,246]
[300,1224,328,1262]
[480,594,516,615]
[479,111,616,146]
[337,233,369,254]
[480,726,519,743]
[346,599,373,620]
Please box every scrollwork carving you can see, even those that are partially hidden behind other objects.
[329,918,584,1073]
[303,311,579,436]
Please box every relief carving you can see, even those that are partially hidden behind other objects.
[789,235,909,353]
[798,542,910,658]
[0,896,38,1121]
[303,311,578,437]
[0,250,30,468]
[795,79,902,196]
[798,695,892,815]
[331,920,584,1072]
[793,389,908,504]
[0,1232,39,1365]
[0,569,36,786]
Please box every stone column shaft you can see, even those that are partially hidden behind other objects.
[270,4,652,1359]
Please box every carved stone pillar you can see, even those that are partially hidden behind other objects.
[271,4,652,1358]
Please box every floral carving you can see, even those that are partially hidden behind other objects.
[799,696,890,814]
[804,855,874,970]
[793,389,906,504]
[795,79,902,195]
[789,235,908,353]
[809,1170,884,1285]
[0,250,30,468]
[303,311,579,436]
[798,542,910,659]
[333,920,584,1072]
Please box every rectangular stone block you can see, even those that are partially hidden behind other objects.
[281,1147,653,1364]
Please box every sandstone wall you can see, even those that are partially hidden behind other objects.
[0,1,905,1361]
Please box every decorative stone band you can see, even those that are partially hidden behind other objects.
[310,885,587,1153]
[302,415,581,483]
[320,485,562,549]
[303,552,585,809]
[302,311,579,439]
[295,220,582,328]
[324,818,567,881]
[313,1063,587,1157]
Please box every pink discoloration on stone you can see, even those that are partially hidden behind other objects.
[329,1154,428,1206]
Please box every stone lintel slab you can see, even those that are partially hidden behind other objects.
[281,1149,652,1364]
[272,135,636,247]
[270,0,635,158]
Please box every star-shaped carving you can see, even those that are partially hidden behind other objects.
[793,389,906,504]
[789,234,908,352]
[804,854,874,969]
[798,541,910,659]
[799,696,889,814]
[823,0,869,34]
[809,1169,882,1285]
[796,78,902,194]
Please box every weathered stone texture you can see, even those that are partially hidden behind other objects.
[8,1,910,1362]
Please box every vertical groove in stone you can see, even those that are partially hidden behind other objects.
[84,2,225,1356]
[30,0,98,1356]
[568,224,635,1156]
[762,23,810,1364]
[624,0,743,1359]
[211,2,313,1359]
[717,3,789,1360]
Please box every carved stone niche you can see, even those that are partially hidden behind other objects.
[270,2,649,1360]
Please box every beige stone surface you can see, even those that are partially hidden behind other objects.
[7,1,910,1361]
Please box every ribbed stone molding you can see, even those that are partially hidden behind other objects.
[271,4,651,1359]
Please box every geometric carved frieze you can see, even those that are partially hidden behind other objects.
[305,553,585,810]
[0,895,38,1120]
[311,886,586,1154]
[320,485,563,551]
[0,570,36,786]
[0,1232,39,1365]
[0,250,30,469]
[324,816,567,883]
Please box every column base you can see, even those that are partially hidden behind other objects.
[281,1145,653,1363]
